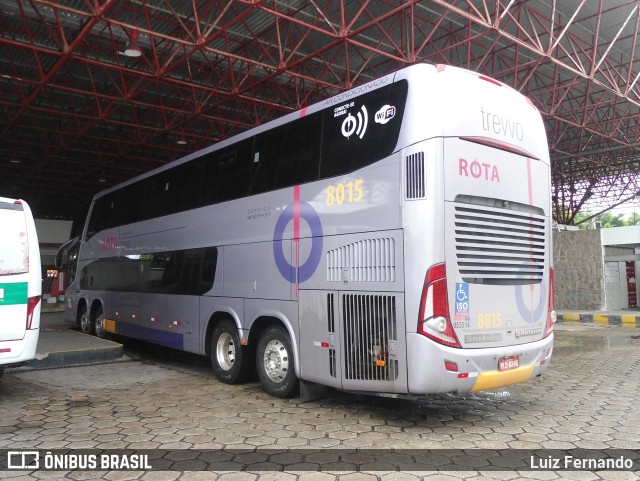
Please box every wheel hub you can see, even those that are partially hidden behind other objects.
[94,314,104,337]
[216,333,236,371]
[263,339,288,382]
[80,313,89,331]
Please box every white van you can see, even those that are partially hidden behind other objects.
[0,197,41,378]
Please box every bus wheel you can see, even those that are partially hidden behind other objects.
[79,305,94,335]
[94,308,107,339]
[210,320,250,384]
[256,326,298,398]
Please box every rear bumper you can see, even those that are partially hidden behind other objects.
[0,329,39,367]
[406,332,553,394]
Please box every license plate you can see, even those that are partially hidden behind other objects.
[498,356,519,371]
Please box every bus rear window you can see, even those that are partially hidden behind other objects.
[0,204,29,275]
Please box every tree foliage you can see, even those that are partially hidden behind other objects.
[574,211,640,228]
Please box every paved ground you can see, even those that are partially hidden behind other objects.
[0,313,639,480]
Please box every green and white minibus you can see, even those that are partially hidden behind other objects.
[0,197,41,378]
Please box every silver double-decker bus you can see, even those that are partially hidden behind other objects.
[57,64,555,399]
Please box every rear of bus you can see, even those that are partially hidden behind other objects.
[401,65,554,394]
[0,197,41,376]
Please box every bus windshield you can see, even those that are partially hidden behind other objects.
[0,204,29,276]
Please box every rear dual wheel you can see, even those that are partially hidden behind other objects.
[256,326,298,398]
[79,304,108,338]
[94,308,107,339]
[210,321,298,398]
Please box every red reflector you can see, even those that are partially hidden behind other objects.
[0,348,11,353]
[320,342,330,348]
[479,75,501,86]
[458,372,469,379]
[459,136,538,160]
[444,360,458,372]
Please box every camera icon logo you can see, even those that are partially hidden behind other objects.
[7,451,40,469]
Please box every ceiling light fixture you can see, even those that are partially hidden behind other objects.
[122,29,142,57]
[176,131,187,145]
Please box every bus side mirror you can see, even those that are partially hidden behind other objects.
[55,249,63,269]
[55,236,79,268]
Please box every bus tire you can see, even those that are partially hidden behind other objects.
[79,304,94,335]
[94,307,107,339]
[256,325,298,398]
[210,320,250,384]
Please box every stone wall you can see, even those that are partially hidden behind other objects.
[552,228,605,310]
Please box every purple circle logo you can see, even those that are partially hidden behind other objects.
[515,279,546,324]
[273,200,323,284]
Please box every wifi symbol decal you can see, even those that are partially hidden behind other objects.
[341,105,368,140]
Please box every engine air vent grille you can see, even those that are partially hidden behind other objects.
[343,294,398,381]
[327,238,396,283]
[406,152,425,199]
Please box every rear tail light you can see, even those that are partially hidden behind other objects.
[544,267,556,338]
[418,263,461,348]
[26,296,41,330]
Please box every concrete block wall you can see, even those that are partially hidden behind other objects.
[35,219,73,267]
[552,228,605,310]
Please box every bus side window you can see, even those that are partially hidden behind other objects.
[164,160,204,215]
[251,129,283,194]
[114,184,136,226]
[86,193,118,239]
[200,247,218,294]
[136,176,166,222]
[178,253,200,295]
[202,141,252,205]
[251,114,321,195]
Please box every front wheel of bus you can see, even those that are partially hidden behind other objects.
[256,326,298,398]
[79,305,93,335]
[210,320,251,384]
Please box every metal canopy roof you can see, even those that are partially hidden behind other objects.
[1,0,639,224]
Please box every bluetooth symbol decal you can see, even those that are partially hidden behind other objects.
[341,105,368,139]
